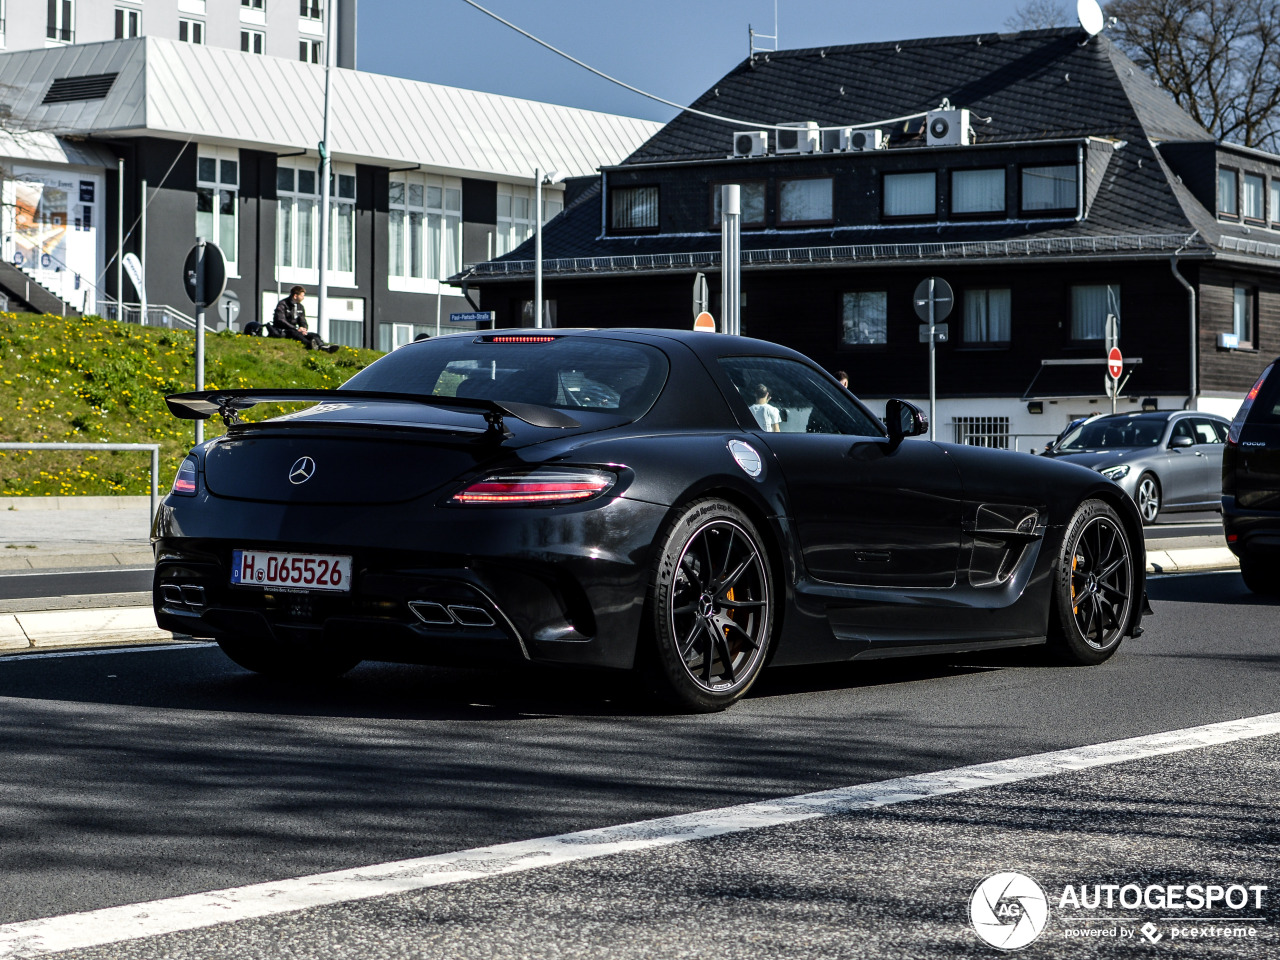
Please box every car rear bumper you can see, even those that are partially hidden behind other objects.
[1222,495,1280,560]
[152,494,669,671]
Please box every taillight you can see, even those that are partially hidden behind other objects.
[451,468,615,504]
[1228,363,1273,445]
[171,457,198,496]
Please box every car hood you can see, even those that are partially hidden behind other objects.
[1048,449,1146,471]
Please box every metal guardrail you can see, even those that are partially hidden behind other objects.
[0,443,162,518]
[100,302,212,332]
[470,233,1205,277]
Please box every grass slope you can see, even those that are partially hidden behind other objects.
[0,312,382,496]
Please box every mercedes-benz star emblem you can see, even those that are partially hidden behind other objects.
[288,457,316,485]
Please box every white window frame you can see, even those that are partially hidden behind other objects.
[1271,179,1280,225]
[388,171,461,294]
[47,0,74,43]
[496,184,545,256]
[114,5,140,39]
[196,147,239,276]
[178,18,205,44]
[1243,172,1265,221]
[299,39,322,63]
[275,158,356,288]
[299,0,322,19]
[240,28,265,54]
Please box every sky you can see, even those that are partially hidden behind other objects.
[357,0,1071,122]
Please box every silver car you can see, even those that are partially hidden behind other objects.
[1045,411,1230,524]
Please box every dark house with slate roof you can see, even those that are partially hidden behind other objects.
[465,26,1280,448]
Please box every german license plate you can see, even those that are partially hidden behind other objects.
[230,549,352,592]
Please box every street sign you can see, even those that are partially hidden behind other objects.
[182,241,227,307]
[913,277,954,323]
[218,289,241,328]
[694,311,716,332]
[918,323,949,343]
[692,273,709,318]
[1107,346,1123,380]
[449,311,495,325]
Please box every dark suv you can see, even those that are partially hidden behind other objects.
[1223,360,1280,595]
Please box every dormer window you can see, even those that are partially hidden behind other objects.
[1243,172,1265,222]
[609,186,659,233]
[951,169,1005,215]
[778,177,833,225]
[884,172,936,219]
[1021,165,1075,213]
[1218,168,1239,218]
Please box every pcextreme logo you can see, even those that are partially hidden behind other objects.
[969,872,1050,950]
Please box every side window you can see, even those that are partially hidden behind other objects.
[1191,418,1223,444]
[1171,419,1196,444]
[717,356,883,437]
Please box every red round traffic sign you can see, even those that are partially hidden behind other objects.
[1107,347,1123,380]
[693,311,716,332]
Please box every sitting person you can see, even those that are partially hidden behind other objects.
[272,286,338,352]
[749,383,781,432]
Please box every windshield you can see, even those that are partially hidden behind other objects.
[340,335,669,424]
[1057,417,1166,451]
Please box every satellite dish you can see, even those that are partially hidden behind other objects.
[1077,0,1105,36]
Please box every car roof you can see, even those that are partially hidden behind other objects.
[421,327,812,362]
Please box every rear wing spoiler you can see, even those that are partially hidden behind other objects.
[165,389,580,438]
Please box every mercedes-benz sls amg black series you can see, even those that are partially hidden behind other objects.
[154,329,1148,711]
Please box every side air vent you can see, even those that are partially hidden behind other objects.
[42,74,119,105]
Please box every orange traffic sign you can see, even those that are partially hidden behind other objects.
[694,311,716,332]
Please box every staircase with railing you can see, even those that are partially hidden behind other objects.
[0,260,83,316]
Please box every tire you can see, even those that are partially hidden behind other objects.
[644,499,774,712]
[216,635,362,681]
[1239,554,1280,596]
[1135,472,1161,525]
[1048,499,1136,665]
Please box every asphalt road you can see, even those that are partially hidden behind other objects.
[0,570,1276,958]
[0,567,152,600]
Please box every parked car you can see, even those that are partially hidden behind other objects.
[1223,360,1280,595]
[1044,410,1230,524]
[154,329,1147,711]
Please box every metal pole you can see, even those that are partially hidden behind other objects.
[140,177,148,325]
[534,167,543,328]
[928,277,937,441]
[116,157,124,319]
[721,184,741,335]
[315,0,335,343]
[195,237,206,447]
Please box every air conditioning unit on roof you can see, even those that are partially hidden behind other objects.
[845,128,885,151]
[926,108,970,147]
[732,130,768,158]
[776,121,820,154]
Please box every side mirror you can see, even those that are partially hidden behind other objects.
[886,398,929,444]
[1169,435,1194,449]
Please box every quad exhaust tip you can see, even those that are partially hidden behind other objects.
[161,583,206,611]
[408,601,496,628]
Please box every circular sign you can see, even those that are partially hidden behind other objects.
[40,253,51,268]
[12,252,23,266]
[1107,346,1123,380]
[913,277,954,322]
[217,289,241,328]
[182,241,228,307]
[694,311,716,332]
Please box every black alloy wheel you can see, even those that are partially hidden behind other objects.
[1135,472,1161,525]
[1049,499,1135,664]
[647,499,774,712]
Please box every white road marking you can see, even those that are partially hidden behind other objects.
[2,711,1279,958]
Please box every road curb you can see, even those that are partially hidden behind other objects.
[1145,547,1239,575]
[0,606,177,655]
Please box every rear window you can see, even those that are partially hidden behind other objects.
[1242,364,1280,424]
[340,336,669,422]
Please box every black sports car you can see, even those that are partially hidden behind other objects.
[154,329,1147,711]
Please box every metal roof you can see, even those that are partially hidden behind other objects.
[0,37,663,179]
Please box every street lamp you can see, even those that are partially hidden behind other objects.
[534,167,564,328]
